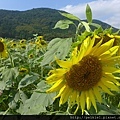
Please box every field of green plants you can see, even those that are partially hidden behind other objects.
[0,5,120,115]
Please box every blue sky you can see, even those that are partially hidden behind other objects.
[0,0,120,29]
[0,0,93,11]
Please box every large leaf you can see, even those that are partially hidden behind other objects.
[2,67,19,81]
[0,81,6,90]
[59,12,80,21]
[54,20,74,29]
[18,74,39,89]
[17,92,56,115]
[86,4,92,23]
[35,80,49,92]
[41,38,72,66]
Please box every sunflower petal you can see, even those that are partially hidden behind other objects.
[56,59,72,68]
[103,66,120,73]
[77,47,86,62]
[53,85,66,100]
[46,74,63,84]
[74,91,80,114]
[101,77,119,91]
[46,79,64,93]
[94,39,115,56]
[91,39,103,54]
[85,35,95,55]
[69,90,77,106]
[50,68,67,74]
[100,46,119,60]
[93,86,102,103]
[89,89,97,112]
[98,81,113,95]
[85,91,91,110]
[59,86,72,105]
[80,92,86,115]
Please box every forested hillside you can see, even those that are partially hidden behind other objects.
[0,8,119,41]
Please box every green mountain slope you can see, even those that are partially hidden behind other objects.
[0,8,119,40]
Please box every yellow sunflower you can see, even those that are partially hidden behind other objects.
[0,39,8,58]
[28,54,34,58]
[46,35,120,114]
[20,39,26,44]
[19,68,28,74]
[20,45,26,49]
[37,36,43,40]
[94,33,120,45]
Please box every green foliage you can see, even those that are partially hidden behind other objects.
[54,20,74,29]
[59,12,80,21]
[41,37,72,66]
[86,4,92,23]
[0,5,120,116]
[17,92,56,115]
[0,8,119,40]
[18,74,39,90]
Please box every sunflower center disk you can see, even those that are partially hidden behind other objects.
[0,42,4,52]
[65,55,102,91]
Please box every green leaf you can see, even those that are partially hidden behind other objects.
[90,22,101,28]
[35,80,49,92]
[0,81,6,90]
[2,67,19,81]
[8,99,17,109]
[19,90,28,103]
[59,12,80,21]
[81,21,91,32]
[17,92,56,115]
[97,110,115,115]
[41,38,72,66]
[94,26,103,34]
[14,92,20,102]
[18,74,39,89]
[53,20,74,29]
[86,4,92,23]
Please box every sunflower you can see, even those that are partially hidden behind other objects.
[93,30,120,55]
[46,35,120,114]
[20,45,26,49]
[11,42,17,48]
[19,68,28,74]
[37,36,43,40]
[0,39,8,58]
[28,54,34,58]
[20,39,26,44]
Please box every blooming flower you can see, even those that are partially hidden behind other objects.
[0,39,8,58]
[46,35,120,114]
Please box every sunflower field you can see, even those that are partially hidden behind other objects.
[0,5,120,116]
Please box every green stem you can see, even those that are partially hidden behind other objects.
[41,66,43,78]
[3,107,10,115]
[8,50,14,67]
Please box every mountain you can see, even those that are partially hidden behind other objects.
[0,8,119,41]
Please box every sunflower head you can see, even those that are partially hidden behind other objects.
[93,31,120,55]
[20,39,26,44]
[19,68,28,75]
[29,54,34,58]
[21,45,26,49]
[0,39,8,58]
[46,34,120,114]
[11,42,17,48]
[37,36,43,41]
[40,40,47,45]
[0,41,4,52]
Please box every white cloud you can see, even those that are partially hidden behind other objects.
[60,0,120,29]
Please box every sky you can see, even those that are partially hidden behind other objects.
[0,0,120,29]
